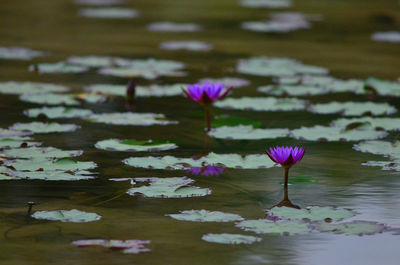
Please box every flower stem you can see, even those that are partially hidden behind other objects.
[205,107,211,132]
[284,167,289,189]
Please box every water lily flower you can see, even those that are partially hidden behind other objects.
[266,146,305,188]
[183,82,232,131]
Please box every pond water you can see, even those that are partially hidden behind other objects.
[1,0,400,264]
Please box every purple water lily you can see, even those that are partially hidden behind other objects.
[266,146,305,188]
[183,82,232,131]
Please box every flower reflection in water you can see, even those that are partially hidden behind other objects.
[187,165,225,177]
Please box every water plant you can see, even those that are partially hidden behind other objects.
[183,82,232,131]
[266,146,305,188]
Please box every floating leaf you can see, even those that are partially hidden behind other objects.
[199,77,250,88]
[209,125,289,140]
[126,177,211,198]
[24,106,93,119]
[66,55,123,67]
[331,117,400,131]
[215,97,308,111]
[236,219,311,235]
[72,239,151,254]
[78,8,139,19]
[211,116,262,128]
[85,83,185,97]
[160,41,212,51]
[75,93,108,104]
[166,210,244,222]
[19,93,80,106]
[10,122,80,133]
[0,138,40,149]
[308,101,397,116]
[0,129,33,139]
[237,57,328,77]
[75,0,125,5]
[148,22,202,32]
[87,112,178,126]
[202,233,261,244]
[95,139,178,152]
[0,46,45,60]
[0,167,95,181]
[2,146,82,158]
[28,62,89,74]
[0,81,68,95]
[314,221,387,236]
[290,125,387,141]
[362,160,400,172]
[123,152,276,169]
[239,0,292,8]
[372,31,400,43]
[353,140,400,159]
[31,209,101,223]
[364,77,400,97]
[267,206,355,222]
[3,157,97,171]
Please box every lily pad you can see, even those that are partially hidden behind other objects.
[214,97,308,111]
[148,22,202,32]
[308,101,397,116]
[31,209,101,223]
[290,124,387,141]
[0,81,69,95]
[239,0,292,8]
[0,167,95,181]
[24,106,93,119]
[75,0,125,5]
[0,138,40,149]
[364,77,400,97]
[28,62,89,74]
[123,152,276,169]
[3,157,97,171]
[127,177,211,198]
[19,93,80,106]
[372,31,400,43]
[166,210,244,222]
[99,58,185,79]
[314,221,387,236]
[160,41,212,51]
[0,46,45,60]
[2,146,82,158]
[75,93,108,104]
[202,233,261,244]
[236,219,311,235]
[362,160,400,172]
[85,83,184,97]
[9,122,80,133]
[199,77,250,88]
[95,139,178,152]
[87,112,178,126]
[331,117,400,131]
[209,125,289,140]
[72,239,151,254]
[66,55,123,68]
[0,129,33,139]
[237,56,328,77]
[78,8,139,19]
[353,140,400,159]
[267,206,355,222]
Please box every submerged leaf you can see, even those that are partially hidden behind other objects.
[202,233,261,244]
[166,209,244,222]
[32,209,101,222]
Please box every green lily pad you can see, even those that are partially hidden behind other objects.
[236,219,312,235]
[372,31,400,44]
[0,46,45,60]
[308,101,397,116]
[95,139,178,152]
[3,157,97,171]
[24,106,93,119]
[353,140,400,159]
[28,62,89,74]
[87,112,178,126]
[126,177,211,198]
[268,206,355,222]
[202,233,261,244]
[362,160,400,172]
[166,210,244,222]
[331,117,400,131]
[19,93,80,106]
[0,81,69,95]
[0,167,95,181]
[10,122,80,133]
[78,8,139,19]
[214,97,308,111]
[364,77,400,97]
[2,146,82,158]
[0,138,40,149]
[67,55,123,67]
[239,0,292,8]
[98,58,185,79]
[236,57,328,77]
[123,152,276,169]
[290,125,387,141]
[0,129,33,139]
[31,209,101,222]
[209,125,289,140]
[160,41,212,51]
[211,116,262,128]
[315,221,387,236]
[72,239,151,254]
[85,83,185,97]
[199,77,250,88]
[148,22,202,32]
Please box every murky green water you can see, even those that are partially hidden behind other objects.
[1,0,400,264]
